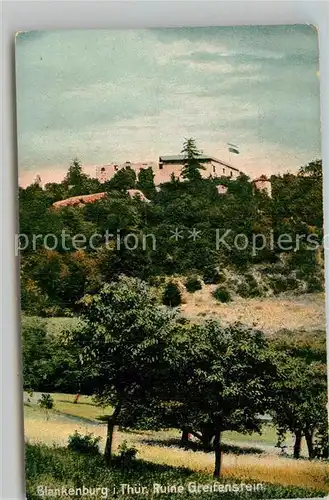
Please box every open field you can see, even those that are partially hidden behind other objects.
[40,393,112,422]
[24,393,287,448]
[24,401,329,493]
[181,289,325,333]
[22,290,326,338]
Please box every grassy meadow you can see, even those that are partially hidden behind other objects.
[24,394,329,496]
[23,290,326,338]
[26,442,324,500]
[182,290,326,333]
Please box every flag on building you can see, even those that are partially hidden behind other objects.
[227,143,240,155]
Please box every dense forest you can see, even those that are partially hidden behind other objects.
[19,139,323,317]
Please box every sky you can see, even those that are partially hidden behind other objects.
[15,26,321,186]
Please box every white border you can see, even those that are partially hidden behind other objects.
[1,2,329,499]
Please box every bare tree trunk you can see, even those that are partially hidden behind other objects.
[181,427,189,446]
[104,402,122,465]
[202,432,213,451]
[304,429,314,459]
[200,424,215,451]
[104,416,115,465]
[293,430,302,459]
[213,428,222,478]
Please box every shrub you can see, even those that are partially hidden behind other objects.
[37,393,54,420]
[306,276,324,293]
[67,431,101,455]
[286,276,299,291]
[203,267,225,285]
[147,275,166,286]
[213,286,231,303]
[117,440,138,469]
[236,281,249,298]
[246,274,262,297]
[185,276,202,293]
[162,281,182,307]
[237,274,262,298]
[268,275,288,294]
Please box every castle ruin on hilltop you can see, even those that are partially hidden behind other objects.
[96,154,243,186]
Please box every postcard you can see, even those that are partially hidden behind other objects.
[16,27,328,499]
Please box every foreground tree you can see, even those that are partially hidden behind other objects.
[125,321,279,478]
[272,357,328,459]
[181,138,206,182]
[179,322,278,477]
[67,276,178,464]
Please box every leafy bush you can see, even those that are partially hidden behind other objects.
[306,276,324,293]
[147,275,166,286]
[67,431,101,455]
[185,276,202,293]
[236,282,249,298]
[203,267,225,285]
[162,281,182,307]
[213,287,231,303]
[285,276,300,291]
[289,248,320,278]
[237,274,262,298]
[37,393,54,420]
[267,273,313,295]
[267,275,288,294]
[117,440,138,468]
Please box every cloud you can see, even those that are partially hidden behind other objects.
[15,27,320,180]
